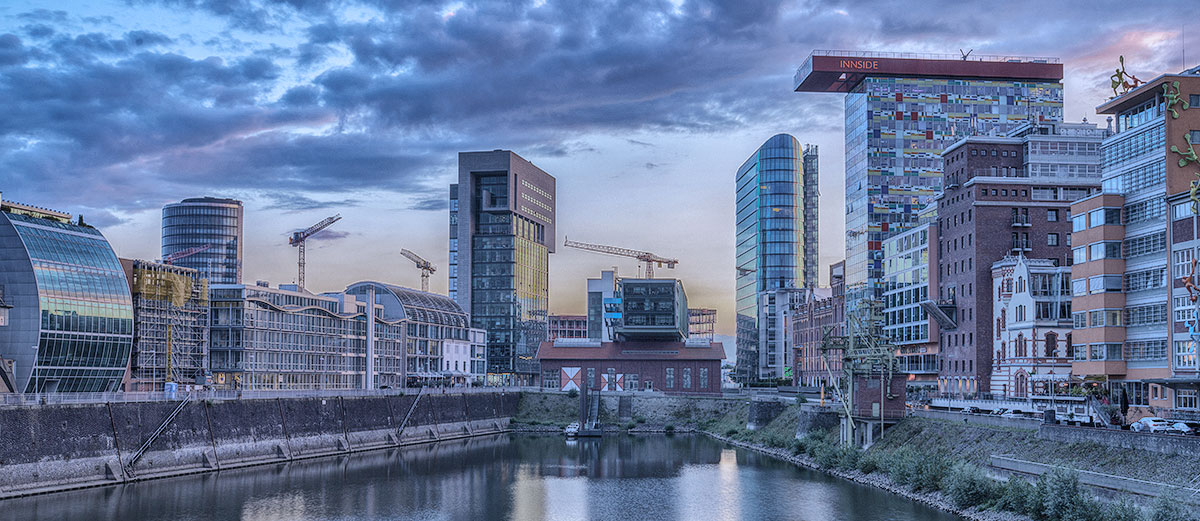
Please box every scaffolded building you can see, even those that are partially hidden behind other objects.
[121,259,209,391]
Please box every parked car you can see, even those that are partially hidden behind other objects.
[965,406,982,414]
[1131,417,1171,433]
[990,408,1009,416]
[1167,422,1195,435]
[1000,410,1028,419]
[564,422,580,437]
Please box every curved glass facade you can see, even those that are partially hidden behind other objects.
[734,134,817,382]
[0,211,133,392]
[162,197,243,284]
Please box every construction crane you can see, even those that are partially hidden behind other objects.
[163,244,212,265]
[564,237,678,278]
[400,249,436,292]
[289,214,342,290]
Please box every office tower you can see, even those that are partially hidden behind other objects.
[881,208,939,394]
[734,134,818,384]
[161,197,243,284]
[451,150,556,386]
[935,120,1105,395]
[0,195,133,392]
[795,50,1064,309]
[688,308,717,342]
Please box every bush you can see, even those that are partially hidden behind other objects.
[1150,494,1193,521]
[725,428,740,437]
[664,424,676,434]
[566,388,579,399]
[624,422,637,430]
[1035,469,1099,521]
[940,462,999,509]
[857,451,883,474]
[1102,499,1144,521]
[635,415,647,424]
[992,477,1037,516]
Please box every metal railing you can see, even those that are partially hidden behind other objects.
[807,49,1060,64]
[0,386,538,406]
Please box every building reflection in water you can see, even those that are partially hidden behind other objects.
[0,434,960,521]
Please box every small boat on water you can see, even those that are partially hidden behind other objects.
[564,422,580,437]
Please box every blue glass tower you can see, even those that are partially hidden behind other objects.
[0,199,134,392]
[734,134,818,383]
[162,197,243,284]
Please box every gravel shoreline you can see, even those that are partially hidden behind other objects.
[704,432,1030,521]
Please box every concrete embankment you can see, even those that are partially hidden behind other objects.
[0,391,518,499]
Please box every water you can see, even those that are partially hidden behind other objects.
[3,434,959,521]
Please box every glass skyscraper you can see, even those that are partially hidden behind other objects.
[734,134,818,383]
[451,150,555,386]
[795,51,1064,308]
[0,198,134,392]
[162,197,243,284]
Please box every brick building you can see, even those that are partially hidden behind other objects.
[536,340,724,394]
[793,262,845,388]
[935,121,1105,395]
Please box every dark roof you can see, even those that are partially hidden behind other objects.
[795,52,1063,93]
[535,340,724,362]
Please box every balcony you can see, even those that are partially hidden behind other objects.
[919,299,958,330]
[1011,239,1032,252]
[1011,215,1031,227]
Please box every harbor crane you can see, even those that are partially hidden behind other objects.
[563,237,678,278]
[400,249,436,292]
[289,214,342,290]
[163,244,212,265]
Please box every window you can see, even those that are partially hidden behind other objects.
[1125,303,1167,327]
[1126,339,1167,361]
[1071,214,1087,232]
[541,370,560,389]
[682,367,692,389]
[1124,199,1166,225]
[1089,343,1123,360]
[1175,296,1197,324]
[665,367,675,388]
[587,368,596,389]
[1123,232,1166,258]
[1072,247,1088,264]
[1175,340,1197,369]
[1175,248,1196,279]
[1089,207,1121,227]
[1125,268,1166,292]
[607,368,617,391]
[1174,202,1195,221]
[1048,233,1059,246]
[1048,209,1059,222]
[1072,312,1087,329]
[1088,274,1122,294]
[699,368,708,389]
[1089,241,1121,260]
[1177,389,1199,410]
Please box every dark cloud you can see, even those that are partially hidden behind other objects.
[299,229,350,242]
[408,196,448,211]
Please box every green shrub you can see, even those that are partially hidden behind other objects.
[566,388,578,399]
[940,462,998,509]
[664,424,676,434]
[1035,469,1099,521]
[992,477,1037,515]
[882,448,946,492]
[857,451,882,474]
[635,415,647,424]
[725,428,740,437]
[1150,494,1193,521]
[624,422,637,430]
[1102,499,1144,521]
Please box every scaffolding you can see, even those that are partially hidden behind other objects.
[128,260,210,391]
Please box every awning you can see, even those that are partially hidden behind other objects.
[1142,377,1200,388]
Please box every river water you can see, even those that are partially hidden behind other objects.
[3,434,959,521]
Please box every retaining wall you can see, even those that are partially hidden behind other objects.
[1037,423,1200,457]
[0,391,518,499]
[910,408,1040,430]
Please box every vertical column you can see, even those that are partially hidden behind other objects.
[365,285,376,390]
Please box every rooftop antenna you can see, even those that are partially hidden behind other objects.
[959,49,973,61]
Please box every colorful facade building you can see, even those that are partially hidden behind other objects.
[734,135,818,385]
[990,256,1074,399]
[934,121,1104,396]
[794,50,1065,309]
[792,262,845,388]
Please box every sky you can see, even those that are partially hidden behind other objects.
[0,0,1197,343]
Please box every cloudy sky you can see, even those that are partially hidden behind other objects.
[0,0,1195,339]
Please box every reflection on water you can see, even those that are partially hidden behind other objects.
[2,434,960,521]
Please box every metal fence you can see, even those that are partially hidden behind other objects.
[0,386,539,406]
